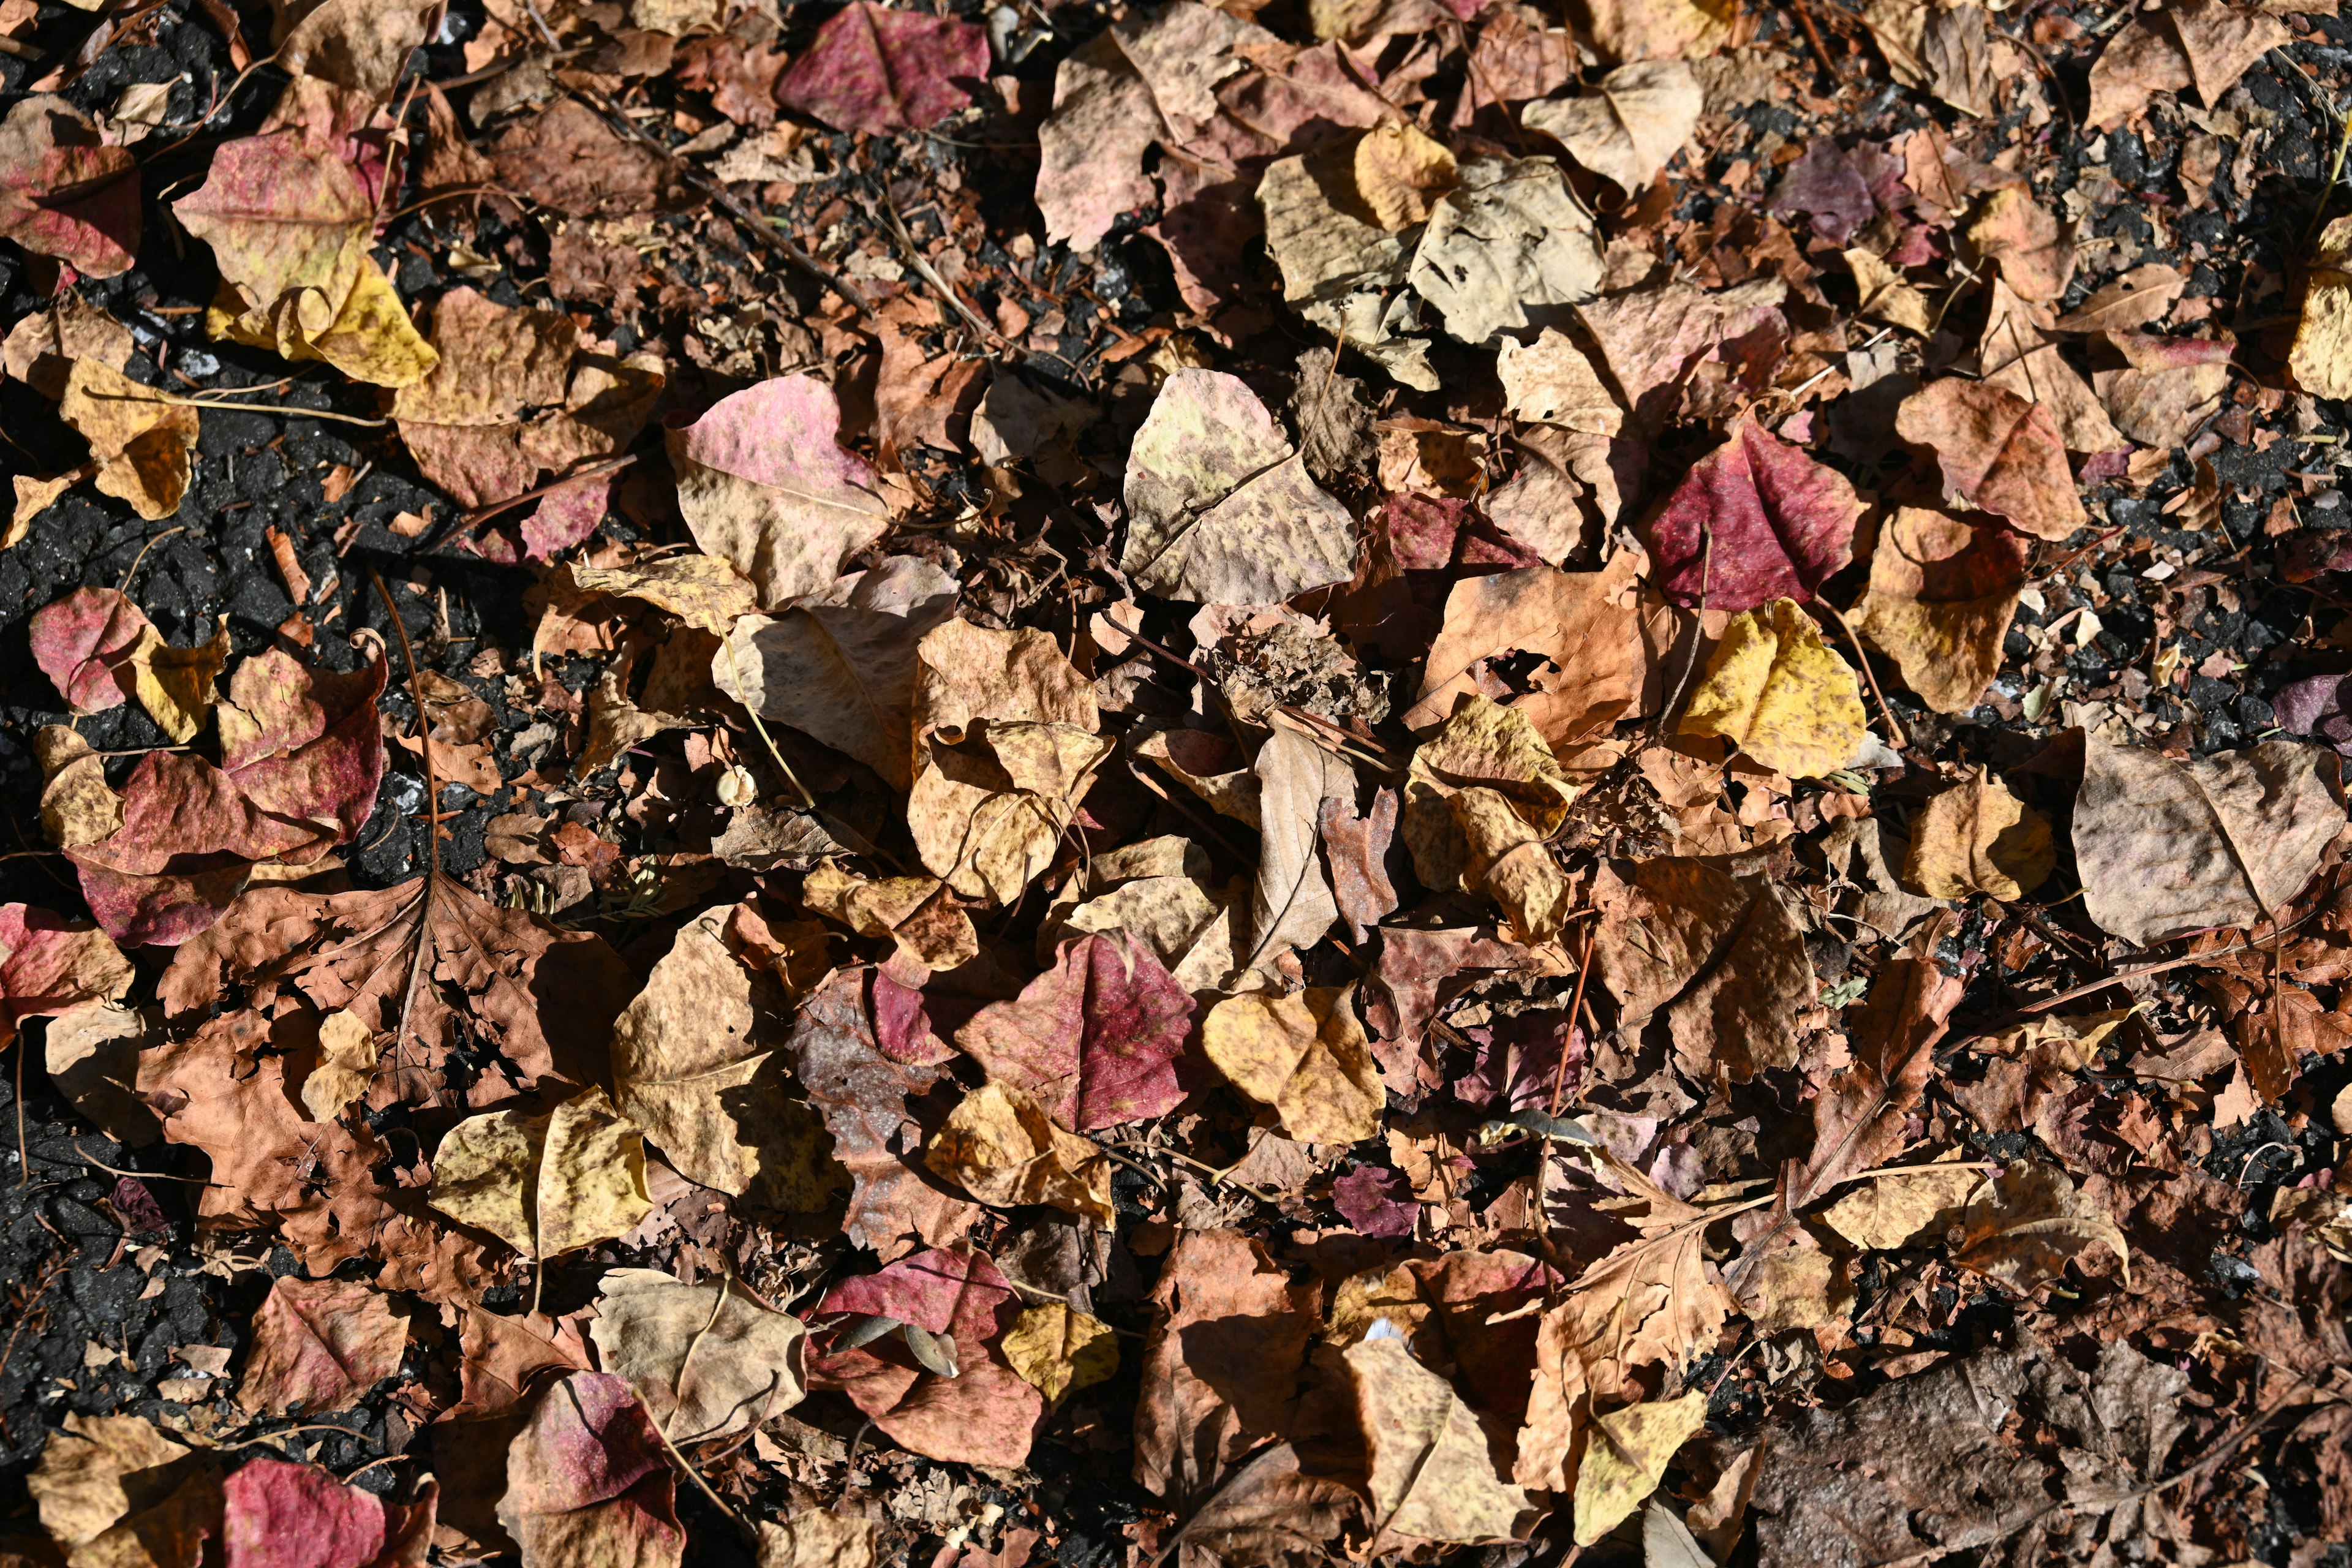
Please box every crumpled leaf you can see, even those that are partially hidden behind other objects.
[1406,156,1605,346]
[221,1455,435,1568]
[1645,414,1864,612]
[1573,1391,1707,1546]
[927,1082,1115,1223]
[1121,369,1357,604]
[217,646,389,843]
[804,862,979,974]
[1133,1227,1319,1501]
[1904,770,2053,900]
[1001,1303,1119,1404]
[1575,275,1785,436]
[612,915,809,1204]
[1850,506,2029,714]
[1202,985,1384,1144]
[757,1513,878,1568]
[174,129,437,387]
[429,1087,654,1264]
[589,1267,807,1443]
[238,1276,409,1415]
[666,375,892,609]
[1845,246,1934,335]
[908,720,1113,905]
[1405,551,1661,748]
[1523,61,1700,194]
[1241,726,1355,978]
[2100,330,2236,445]
[58,360,202,521]
[30,586,151,714]
[498,1372,685,1568]
[955,932,1194,1131]
[1348,1334,1531,1546]
[1,903,134,1050]
[2088,0,2287,129]
[1896,377,2086,542]
[714,556,960,790]
[28,1413,221,1568]
[807,1245,1043,1467]
[786,970,982,1259]
[1951,1161,2130,1289]
[1402,696,1580,943]
[2072,737,2340,948]
[1592,854,1817,1082]
[0,96,141,276]
[1679,597,1868,780]
[1821,1163,1989,1251]
[774,1,989,135]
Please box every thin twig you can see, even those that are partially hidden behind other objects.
[75,1143,225,1186]
[1547,916,1600,1118]
[461,453,640,528]
[1817,598,1910,750]
[368,570,442,1106]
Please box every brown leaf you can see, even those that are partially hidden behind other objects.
[1902,770,2054,900]
[1348,1335,1531,1547]
[1320,786,1400,944]
[1895,378,2086,541]
[1591,856,1816,1081]
[1202,986,1386,1145]
[1404,552,1663,748]
[1850,506,2029,715]
[1134,1229,1320,1501]
[238,1276,408,1415]
[1951,1161,2130,1290]
[488,97,685,217]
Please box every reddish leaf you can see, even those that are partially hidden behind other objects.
[808,1246,1043,1468]
[0,96,141,276]
[498,1373,685,1568]
[953,933,1195,1132]
[1333,1165,1419,1239]
[1896,379,2087,542]
[219,649,389,844]
[1644,415,1864,611]
[222,1456,434,1568]
[774,2,990,135]
[29,586,151,714]
[1321,788,1401,946]
[0,902,135,1047]
[1133,1229,1319,1501]
[238,1276,409,1415]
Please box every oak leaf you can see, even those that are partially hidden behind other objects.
[1645,415,1863,612]
[429,1088,655,1264]
[1850,506,2029,714]
[2073,738,2340,947]
[238,1276,408,1415]
[1678,597,1868,780]
[1202,986,1385,1145]
[955,932,1194,1131]
[589,1268,807,1442]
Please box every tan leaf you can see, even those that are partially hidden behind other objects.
[589,1267,808,1442]
[1241,726,1353,978]
[1844,246,1934,335]
[1966,187,2073,305]
[298,1007,377,1121]
[1592,855,1817,1081]
[429,1087,654,1263]
[1850,506,2029,715]
[28,1414,220,1568]
[1821,1164,1988,1251]
[238,1276,409,1415]
[925,1080,1115,1223]
[1895,378,2086,541]
[1524,61,1702,194]
[1355,119,1458,229]
[1348,1334,1531,1545]
[908,721,1114,905]
[803,861,979,972]
[58,359,199,521]
[1403,696,1580,942]
[1202,986,1385,1145]
[758,1513,878,1568]
[1405,551,1662,747]
[1904,770,2054,900]
[1951,1161,2130,1289]
[1494,328,1625,434]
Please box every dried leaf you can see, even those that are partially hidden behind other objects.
[1966,187,2074,305]
[926,1080,1116,1223]
[1523,61,1701,194]
[1645,414,1864,612]
[955,932,1194,1131]
[1163,1441,1362,1568]
[1243,727,1354,977]
[58,360,201,521]
[2073,738,2340,947]
[1951,1161,2130,1289]
[1001,1302,1120,1403]
[1407,156,1605,346]
[222,1455,435,1568]
[908,720,1114,905]
[123,616,230,744]
[1679,597,1868,779]
[429,1088,655,1264]
[588,1268,807,1442]
[2097,330,2235,447]
[758,1513,878,1568]
[1592,856,1816,1080]
[498,1373,685,1568]
[1405,551,1660,747]
[1348,1334,1531,1545]
[774,1,989,135]
[1202,986,1385,1144]
[1133,1229,1319,1501]
[1896,377,2086,541]
[1821,1163,1988,1250]
[28,1414,221,1568]
[238,1276,408,1415]
[1850,506,2028,715]
[1494,328,1624,434]
[1573,1391,1706,1545]
[0,902,134,1049]
[2089,0,2286,129]
[1904,770,2054,900]
[0,96,141,276]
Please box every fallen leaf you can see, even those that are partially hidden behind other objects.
[1577,0,1737,64]
[1951,1160,2130,1289]
[757,1513,878,1568]
[28,1414,221,1568]
[0,96,141,276]
[2294,217,2352,399]
[667,375,892,609]
[1850,505,2029,714]
[926,1080,1115,1223]
[57,360,201,521]
[1966,186,2074,304]
[216,646,389,845]
[274,0,434,98]
[1159,1441,1362,1568]
[1402,696,1580,942]
[785,970,982,1259]
[1404,551,1661,747]
[1121,369,1357,605]
[429,1087,655,1265]
[1133,1228,1319,1501]
[1494,327,1624,434]
[1904,770,2053,900]
[2098,331,2235,446]
[1001,1302,1120,1403]
[1896,378,2086,541]
[1820,1163,1989,1250]
[774,1,989,134]
[1333,1164,1420,1238]
[221,1455,435,1568]
[2073,738,2339,947]
[121,617,230,744]
[954,932,1194,1131]
[488,97,684,217]
[1845,246,1934,335]
[1321,787,1401,944]
[238,1276,409,1415]
[588,1268,807,1442]
[807,1245,1043,1467]
[1202,986,1384,1144]
[1783,957,1962,1212]
[1592,854,1817,1080]
[1979,276,2128,456]
[498,1373,685,1568]
[1407,156,1605,346]
[3,289,134,398]
[1573,1391,1706,1545]
[714,556,960,790]
[908,720,1114,905]
[1679,597,1868,779]
[1240,726,1354,978]
[1575,276,1786,436]
[1645,414,1864,612]
[803,862,979,974]
[1523,61,1701,194]
[0,902,134,1049]
[2088,0,2287,129]
[1349,1333,1531,1546]
[2052,263,2187,333]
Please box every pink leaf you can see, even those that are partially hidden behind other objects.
[953,933,1196,1132]
[0,902,134,1046]
[221,650,390,845]
[774,2,990,135]
[29,586,151,713]
[223,1458,383,1568]
[1332,1165,1419,1239]
[0,96,141,277]
[498,1373,684,1568]
[1643,414,1864,611]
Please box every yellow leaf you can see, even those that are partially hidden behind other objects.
[429,1087,653,1263]
[1902,769,2054,900]
[1355,119,1457,231]
[802,861,978,972]
[9,471,78,547]
[1572,1390,1708,1545]
[300,1008,378,1123]
[1348,1334,1531,1545]
[124,615,230,744]
[1202,986,1384,1145]
[1741,1240,1855,1335]
[1678,598,1868,778]
[2292,215,2352,399]
[1820,1164,1988,1251]
[907,721,1113,905]
[58,360,199,521]
[1849,507,2027,715]
[1845,247,1935,335]
[925,1081,1115,1223]
[1000,1303,1120,1403]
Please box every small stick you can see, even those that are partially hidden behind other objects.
[1790,0,1841,80]
[1548,917,1601,1118]
[1817,599,1910,751]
